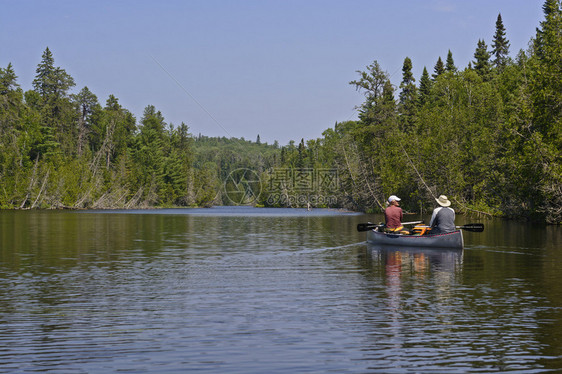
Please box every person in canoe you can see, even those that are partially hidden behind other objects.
[384,195,403,232]
[429,195,456,234]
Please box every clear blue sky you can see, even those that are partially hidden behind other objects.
[1,0,544,145]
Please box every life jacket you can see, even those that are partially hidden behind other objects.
[385,225,404,233]
[411,225,431,236]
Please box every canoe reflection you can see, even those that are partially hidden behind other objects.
[367,244,463,278]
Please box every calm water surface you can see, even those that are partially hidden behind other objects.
[0,207,561,373]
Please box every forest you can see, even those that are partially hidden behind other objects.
[0,1,560,223]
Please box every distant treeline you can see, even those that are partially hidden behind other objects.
[0,1,560,223]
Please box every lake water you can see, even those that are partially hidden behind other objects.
[0,207,561,373]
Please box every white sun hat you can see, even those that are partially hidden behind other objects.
[388,195,401,203]
[435,195,451,207]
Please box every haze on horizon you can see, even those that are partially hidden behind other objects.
[1,0,544,145]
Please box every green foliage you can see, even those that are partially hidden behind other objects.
[473,39,492,80]
[312,0,559,223]
[445,50,457,73]
[432,57,445,80]
[72,86,99,156]
[0,3,560,223]
[399,57,418,132]
[492,13,510,69]
[0,63,19,94]
[418,67,432,107]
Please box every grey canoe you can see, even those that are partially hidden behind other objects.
[367,229,464,249]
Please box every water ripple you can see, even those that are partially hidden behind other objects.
[0,211,561,372]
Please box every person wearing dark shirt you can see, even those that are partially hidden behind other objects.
[429,195,456,234]
[384,195,403,232]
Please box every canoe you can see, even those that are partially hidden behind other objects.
[367,229,464,249]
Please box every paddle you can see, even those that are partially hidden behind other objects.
[357,223,383,232]
[456,223,484,232]
[357,221,423,232]
[411,223,485,232]
[357,222,484,233]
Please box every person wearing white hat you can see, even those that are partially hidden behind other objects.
[384,195,403,231]
[429,195,456,234]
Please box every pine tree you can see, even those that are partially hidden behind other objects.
[0,63,21,132]
[399,57,416,104]
[532,0,562,139]
[280,146,286,163]
[534,0,562,62]
[445,50,456,73]
[72,86,99,156]
[32,47,75,101]
[350,60,390,103]
[399,57,417,132]
[492,13,510,69]
[381,80,397,121]
[473,39,492,79]
[418,67,431,107]
[132,105,167,198]
[297,138,305,168]
[432,57,445,80]
[526,0,562,223]
[534,0,560,60]
[350,60,394,126]
[32,47,77,159]
[0,63,19,94]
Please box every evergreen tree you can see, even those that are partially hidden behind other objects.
[350,60,389,103]
[72,86,99,156]
[381,80,396,117]
[473,39,492,79]
[432,57,445,80]
[1,8,561,219]
[534,0,561,59]
[90,94,135,160]
[32,47,77,158]
[175,122,191,149]
[399,57,416,104]
[534,0,562,62]
[418,67,432,107]
[398,57,417,131]
[492,13,510,69]
[112,98,135,157]
[32,47,75,101]
[445,50,456,73]
[0,63,22,133]
[135,106,167,190]
[297,138,305,168]
[349,60,394,125]
[529,0,562,222]
[0,63,19,94]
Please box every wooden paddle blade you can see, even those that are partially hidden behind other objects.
[457,223,484,232]
[357,223,383,232]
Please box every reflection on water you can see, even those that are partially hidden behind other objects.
[0,209,561,372]
[357,242,562,372]
[367,245,463,277]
